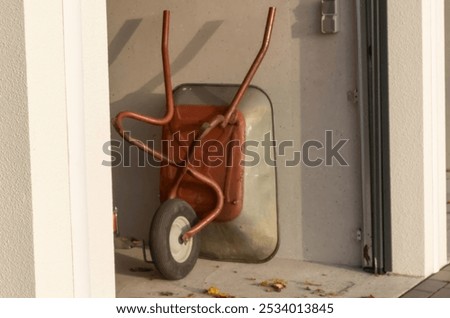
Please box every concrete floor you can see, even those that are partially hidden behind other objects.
[115,176,450,298]
[447,176,450,258]
[115,247,421,298]
[448,210,450,259]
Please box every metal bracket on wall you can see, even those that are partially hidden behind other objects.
[321,0,340,34]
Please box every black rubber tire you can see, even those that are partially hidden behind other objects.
[149,199,200,280]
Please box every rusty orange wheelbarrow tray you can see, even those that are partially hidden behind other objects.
[114,7,278,280]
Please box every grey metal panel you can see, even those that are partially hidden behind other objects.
[378,0,392,273]
[356,0,391,274]
[173,84,279,262]
[356,0,373,269]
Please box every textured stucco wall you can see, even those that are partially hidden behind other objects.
[0,0,115,297]
[446,0,450,234]
[388,0,425,277]
[23,0,115,297]
[388,0,447,276]
[81,0,116,297]
[0,0,35,297]
[107,0,362,266]
[446,2,450,170]
[24,0,74,297]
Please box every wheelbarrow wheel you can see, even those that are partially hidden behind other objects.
[149,199,200,280]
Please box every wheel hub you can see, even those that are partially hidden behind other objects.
[169,216,193,263]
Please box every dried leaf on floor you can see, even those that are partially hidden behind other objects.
[186,293,195,298]
[205,286,235,298]
[260,279,287,292]
[362,294,375,298]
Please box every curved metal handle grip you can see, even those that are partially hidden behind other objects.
[113,110,171,165]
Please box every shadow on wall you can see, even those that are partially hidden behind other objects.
[110,19,223,112]
[109,19,143,66]
[109,18,223,240]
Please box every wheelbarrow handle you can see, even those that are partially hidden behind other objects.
[113,9,175,162]
[113,110,171,165]
[113,8,276,243]
[222,7,276,127]
[162,10,174,120]
[113,10,174,136]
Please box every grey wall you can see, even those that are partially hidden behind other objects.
[0,0,35,297]
[446,2,450,222]
[107,0,362,266]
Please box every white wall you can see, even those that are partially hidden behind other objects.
[81,0,116,297]
[444,2,450,178]
[446,0,450,170]
[444,0,450,257]
[0,0,35,297]
[108,0,362,266]
[388,0,447,276]
[0,0,115,297]
[24,0,74,297]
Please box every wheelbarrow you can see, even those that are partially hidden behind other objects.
[114,7,277,280]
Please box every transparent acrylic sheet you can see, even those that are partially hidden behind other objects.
[173,84,279,262]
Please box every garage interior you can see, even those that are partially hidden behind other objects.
[107,0,423,297]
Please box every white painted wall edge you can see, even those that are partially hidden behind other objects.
[422,0,447,274]
[24,0,75,297]
[62,0,116,297]
[23,0,115,297]
[388,0,447,276]
[62,0,92,297]
[80,0,116,297]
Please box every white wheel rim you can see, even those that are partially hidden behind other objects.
[169,216,193,263]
